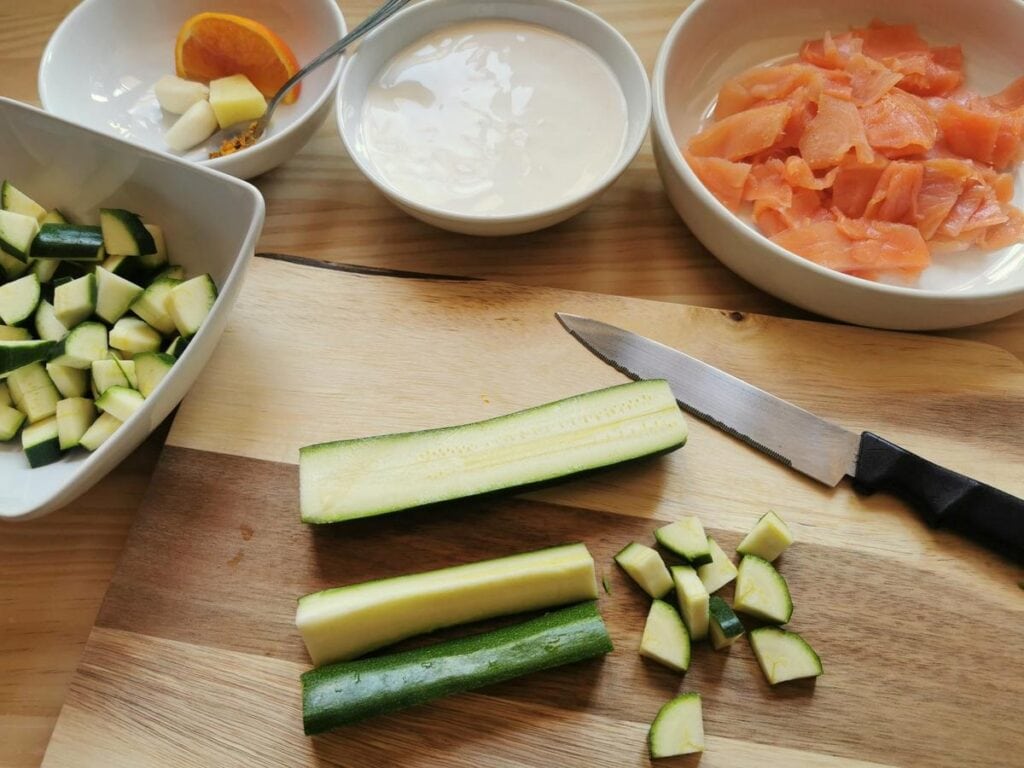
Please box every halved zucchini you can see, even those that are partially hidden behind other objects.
[671,565,709,641]
[56,397,97,449]
[733,555,793,624]
[649,693,704,758]
[22,415,61,467]
[30,224,105,261]
[7,362,59,422]
[0,339,55,375]
[640,599,691,672]
[133,351,174,397]
[737,510,794,562]
[300,380,688,524]
[614,542,673,598]
[166,274,217,337]
[49,322,108,369]
[296,542,598,666]
[79,411,121,450]
[748,627,822,684]
[95,266,143,324]
[0,210,40,261]
[655,516,712,566]
[0,274,41,326]
[109,317,161,354]
[697,537,738,594]
[95,385,144,422]
[99,209,156,256]
[708,595,745,650]
[53,273,96,328]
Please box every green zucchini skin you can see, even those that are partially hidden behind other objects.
[301,601,613,735]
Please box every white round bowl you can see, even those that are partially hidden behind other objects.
[39,0,346,180]
[652,0,1024,330]
[336,0,651,236]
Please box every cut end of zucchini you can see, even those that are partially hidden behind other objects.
[614,542,673,598]
[671,565,710,641]
[649,693,704,758]
[708,595,745,651]
[300,380,687,524]
[737,510,794,562]
[640,599,691,673]
[749,627,822,685]
[733,554,793,625]
[697,536,738,594]
[655,516,712,566]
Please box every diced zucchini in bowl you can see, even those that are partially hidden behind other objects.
[53,273,96,328]
[31,224,105,261]
[46,362,88,398]
[0,403,25,441]
[109,317,162,354]
[131,276,181,335]
[34,300,68,342]
[92,358,134,395]
[49,323,108,369]
[56,397,97,450]
[22,415,62,468]
[7,362,59,423]
[1,181,47,222]
[95,385,144,422]
[134,352,174,397]
[95,266,143,324]
[0,325,30,341]
[140,224,168,269]
[0,209,40,262]
[0,274,41,325]
[100,209,156,256]
[30,257,60,283]
[0,381,10,406]
[0,339,55,375]
[78,411,122,451]
[166,274,217,337]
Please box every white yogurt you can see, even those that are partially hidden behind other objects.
[361,19,628,217]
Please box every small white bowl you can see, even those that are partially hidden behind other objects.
[0,98,264,521]
[38,0,346,180]
[336,0,651,236]
[652,0,1024,330]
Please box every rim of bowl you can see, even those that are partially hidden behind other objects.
[37,0,347,176]
[336,0,652,227]
[651,0,1024,304]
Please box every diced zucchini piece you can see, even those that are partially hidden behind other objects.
[0,403,25,441]
[153,74,210,114]
[166,274,217,337]
[301,380,689,524]
[130,276,181,334]
[614,542,673,598]
[164,99,219,152]
[101,253,149,284]
[99,209,156,256]
[7,362,59,422]
[708,596,745,650]
[737,511,794,562]
[22,415,62,467]
[109,317,161,354]
[0,325,30,341]
[749,627,822,685]
[155,264,186,282]
[56,397,97,449]
[640,599,691,673]
[1,182,46,222]
[649,693,704,758]
[46,362,88,398]
[296,542,598,666]
[31,224,105,262]
[95,266,143,324]
[41,209,67,225]
[33,300,68,342]
[114,357,138,389]
[91,358,133,395]
[95,385,144,422]
[209,74,266,129]
[133,351,174,397]
[139,224,168,269]
[30,257,60,283]
[0,274,41,325]
[49,322,108,369]
[733,555,793,624]
[302,601,612,735]
[79,411,121,450]
[0,250,28,280]
[697,537,738,594]
[0,339,55,375]
[53,273,96,328]
[671,565,709,641]
[165,334,189,357]
[656,516,712,566]
[0,210,40,262]
[0,381,10,406]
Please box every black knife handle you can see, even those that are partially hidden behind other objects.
[853,432,1024,562]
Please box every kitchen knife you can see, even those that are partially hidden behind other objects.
[556,312,1024,561]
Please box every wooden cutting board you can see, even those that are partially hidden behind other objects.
[42,255,1024,768]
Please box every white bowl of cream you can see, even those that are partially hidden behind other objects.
[336,0,650,236]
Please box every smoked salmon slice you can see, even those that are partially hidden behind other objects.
[686,19,1024,282]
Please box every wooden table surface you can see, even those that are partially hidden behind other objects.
[1,2,1021,766]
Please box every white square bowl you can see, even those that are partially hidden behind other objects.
[0,97,265,521]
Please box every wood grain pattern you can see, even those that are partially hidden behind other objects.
[3,1,1024,766]
[42,257,1024,767]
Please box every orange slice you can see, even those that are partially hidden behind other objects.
[175,12,301,105]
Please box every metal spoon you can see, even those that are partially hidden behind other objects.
[211,0,412,157]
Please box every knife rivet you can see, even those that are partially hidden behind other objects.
[727,311,746,322]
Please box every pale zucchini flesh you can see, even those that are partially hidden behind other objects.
[749,627,822,684]
[7,362,59,423]
[655,516,711,566]
[133,352,174,397]
[697,536,738,594]
[49,322,108,369]
[34,300,68,342]
[94,266,143,324]
[46,363,88,398]
[95,385,144,422]
[56,397,97,450]
[296,542,598,666]
[0,326,30,341]
[300,380,688,524]
[165,274,217,337]
[0,274,41,326]
[130,276,180,335]
[649,693,704,758]
[671,565,709,641]
[1,181,46,222]
[79,411,122,451]
[0,209,39,261]
[640,599,691,672]
[733,555,793,624]
[0,403,25,441]
[109,317,161,354]
[737,510,794,562]
[614,542,673,598]
[53,273,96,328]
